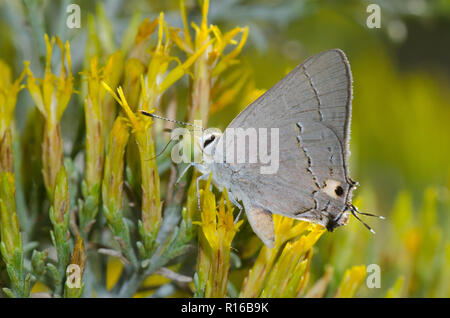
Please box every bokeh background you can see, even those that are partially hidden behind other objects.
[0,0,449,297]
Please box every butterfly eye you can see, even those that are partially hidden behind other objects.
[203,135,216,148]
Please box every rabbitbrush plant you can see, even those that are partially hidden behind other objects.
[1,0,421,298]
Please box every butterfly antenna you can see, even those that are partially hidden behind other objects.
[349,204,385,234]
[351,204,386,219]
[350,207,376,234]
[145,136,178,161]
[140,110,205,132]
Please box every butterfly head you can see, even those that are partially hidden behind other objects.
[324,178,357,231]
[195,130,223,164]
[326,210,351,231]
[325,179,384,233]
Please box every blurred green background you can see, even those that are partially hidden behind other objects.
[0,0,449,297]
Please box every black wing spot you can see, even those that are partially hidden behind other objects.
[335,186,344,196]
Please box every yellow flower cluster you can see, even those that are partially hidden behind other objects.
[174,0,248,124]
[240,215,325,297]
[196,175,243,297]
[25,34,73,195]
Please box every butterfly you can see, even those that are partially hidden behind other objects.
[142,49,383,248]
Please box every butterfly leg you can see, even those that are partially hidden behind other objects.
[176,162,207,184]
[235,209,243,224]
[196,173,210,211]
[175,163,194,184]
[226,190,243,224]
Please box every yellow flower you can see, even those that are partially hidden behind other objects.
[102,13,215,247]
[0,60,26,136]
[196,175,243,297]
[0,60,26,172]
[102,82,160,252]
[25,34,73,195]
[174,0,248,124]
[141,12,214,112]
[80,52,124,231]
[335,265,367,298]
[198,177,243,250]
[25,34,73,129]
[101,83,147,134]
[240,215,324,297]
[102,116,130,218]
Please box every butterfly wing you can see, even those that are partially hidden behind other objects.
[215,49,354,228]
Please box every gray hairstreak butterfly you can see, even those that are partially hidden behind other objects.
[141,49,384,248]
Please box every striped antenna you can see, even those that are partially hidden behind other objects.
[349,204,385,234]
[139,110,205,131]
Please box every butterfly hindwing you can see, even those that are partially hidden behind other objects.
[213,49,354,226]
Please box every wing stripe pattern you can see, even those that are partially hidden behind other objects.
[302,65,324,121]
